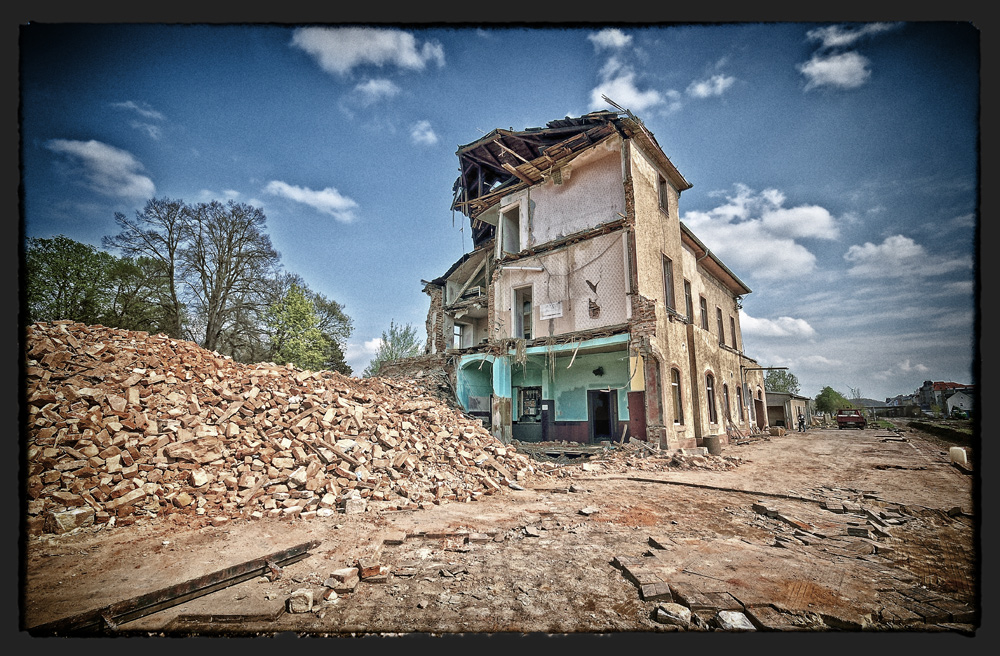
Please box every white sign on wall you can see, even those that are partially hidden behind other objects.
[540,301,563,320]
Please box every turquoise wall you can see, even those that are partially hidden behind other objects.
[550,350,631,422]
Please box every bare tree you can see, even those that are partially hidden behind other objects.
[181,200,280,354]
[102,197,189,338]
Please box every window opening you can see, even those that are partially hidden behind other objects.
[662,255,675,310]
[736,386,745,422]
[658,174,670,213]
[723,383,732,421]
[730,316,737,349]
[501,205,521,254]
[671,368,684,425]
[700,296,708,330]
[684,280,693,321]
[706,374,718,423]
[716,307,725,345]
[514,286,533,340]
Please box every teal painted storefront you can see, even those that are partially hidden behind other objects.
[456,334,636,443]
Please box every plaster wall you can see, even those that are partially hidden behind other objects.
[493,231,628,339]
[518,139,626,248]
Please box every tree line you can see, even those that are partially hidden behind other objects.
[24,197,353,374]
[764,369,860,413]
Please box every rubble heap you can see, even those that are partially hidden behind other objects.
[24,321,548,535]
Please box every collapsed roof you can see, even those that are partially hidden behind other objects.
[451,107,691,244]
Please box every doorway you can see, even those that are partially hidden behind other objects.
[588,389,617,443]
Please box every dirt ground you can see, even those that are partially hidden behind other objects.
[18,420,981,638]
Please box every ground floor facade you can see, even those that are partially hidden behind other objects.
[453,329,767,450]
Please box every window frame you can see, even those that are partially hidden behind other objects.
[671,368,684,425]
[513,285,533,340]
[662,254,676,311]
[706,373,718,424]
[658,174,670,213]
[684,280,693,321]
[730,316,738,349]
[700,296,709,330]
[716,307,725,345]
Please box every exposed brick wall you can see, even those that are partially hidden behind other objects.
[422,284,447,355]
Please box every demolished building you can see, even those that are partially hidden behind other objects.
[422,106,768,450]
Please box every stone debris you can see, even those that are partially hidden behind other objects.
[286,588,313,613]
[23,321,550,535]
[714,610,756,631]
[654,603,691,627]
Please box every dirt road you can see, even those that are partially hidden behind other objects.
[21,421,979,636]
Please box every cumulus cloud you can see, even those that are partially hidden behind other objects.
[410,120,438,146]
[263,180,359,223]
[590,72,673,114]
[805,22,902,49]
[195,189,241,203]
[681,183,840,279]
[798,51,872,90]
[44,139,155,199]
[843,234,974,278]
[740,312,816,338]
[290,27,445,76]
[588,28,632,51]
[686,74,736,98]
[899,359,930,373]
[353,78,401,105]
[797,22,901,91]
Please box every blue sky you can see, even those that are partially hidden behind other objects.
[17,21,981,402]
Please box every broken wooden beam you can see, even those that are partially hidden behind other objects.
[28,540,322,635]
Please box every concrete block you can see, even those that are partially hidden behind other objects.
[714,610,756,631]
[654,603,691,627]
[287,588,313,613]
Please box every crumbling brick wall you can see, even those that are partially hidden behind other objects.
[422,284,447,355]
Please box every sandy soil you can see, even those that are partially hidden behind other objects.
[19,420,979,637]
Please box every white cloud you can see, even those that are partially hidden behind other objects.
[798,51,872,90]
[44,139,155,199]
[686,74,735,99]
[290,27,445,76]
[761,205,839,240]
[410,120,438,146]
[196,189,241,203]
[354,78,401,105]
[805,22,902,49]
[110,100,165,121]
[588,28,632,51]
[589,72,671,114]
[843,234,974,278]
[740,312,816,338]
[682,184,840,279]
[899,359,930,373]
[263,180,359,223]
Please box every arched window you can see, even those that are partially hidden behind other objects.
[736,386,745,422]
[706,374,718,424]
[723,384,732,421]
[671,368,684,425]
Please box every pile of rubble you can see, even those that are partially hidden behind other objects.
[24,321,551,535]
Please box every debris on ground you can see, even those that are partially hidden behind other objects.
[24,321,554,535]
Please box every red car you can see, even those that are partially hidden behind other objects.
[836,409,867,429]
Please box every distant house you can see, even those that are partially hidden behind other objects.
[917,380,974,411]
[946,390,974,417]
[765,391,812,429]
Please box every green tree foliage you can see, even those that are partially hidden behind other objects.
[363,320,421,378]
[815,386,852,413]
[32,198,354,372]
[265,283,327,370]
[764,369,800,394]
[25,235,117,325]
